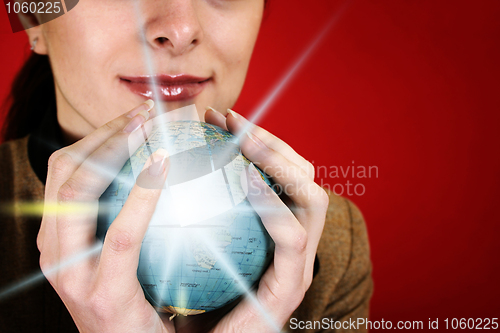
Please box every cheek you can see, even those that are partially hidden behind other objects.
[208,10,262,99]
[219,17,261,68]
[42,4,135,126]
[45,6,121,79]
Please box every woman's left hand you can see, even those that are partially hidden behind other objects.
[202,107,329,332]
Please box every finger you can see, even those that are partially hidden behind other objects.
[96,149,169,294]
[57,113,153,205]
[239,164,310,328]
[49,111,153,262]
[65,100,154,165]
[203,107,319,207]
[240,137,328,286]
[226,109,314,180]
[38,150,77,255]
[240,130,322,210]
[202,106,312,179]
[204,106,228,130]
[242,163,308,279]
[38,100,154,252]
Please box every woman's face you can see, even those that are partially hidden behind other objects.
[33,0,264,140]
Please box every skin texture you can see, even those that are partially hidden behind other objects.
[27,0,263,142]
[25,1,329,332]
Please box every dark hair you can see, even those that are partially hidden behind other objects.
[1,53,55,142]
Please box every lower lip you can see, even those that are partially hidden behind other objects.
[121,79,209,102]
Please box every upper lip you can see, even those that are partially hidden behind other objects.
[120,74,211,85]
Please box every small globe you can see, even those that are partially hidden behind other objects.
[97,120,274,316]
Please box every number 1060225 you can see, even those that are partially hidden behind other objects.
[5,2,62,14]
[444,318,498,330]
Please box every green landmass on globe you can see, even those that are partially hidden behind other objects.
[97,120,275,316]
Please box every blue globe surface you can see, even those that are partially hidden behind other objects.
[97,121,274,316]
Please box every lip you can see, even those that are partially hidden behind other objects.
[120,74,211,102]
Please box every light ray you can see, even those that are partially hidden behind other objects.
[1,201,96,217]
[1,1,345,321]
[0,201,288,218]
[0,243,102,302]
[237,1,351,139]
[133,1,166,118]
[193,229,282,332]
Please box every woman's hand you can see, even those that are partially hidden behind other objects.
[37,101,327,333]
[205,108,329,332]
[37,101,174,333]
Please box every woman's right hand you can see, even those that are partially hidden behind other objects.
[36,101,174,333]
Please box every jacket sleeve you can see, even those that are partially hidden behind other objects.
[289,194,374,333]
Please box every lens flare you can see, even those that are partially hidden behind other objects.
[237,0,351,139]
[0,243,102,302]
[193,229,281,332]
[1,201,94,217]
[1,5,349,332]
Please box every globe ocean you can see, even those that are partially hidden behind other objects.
[97,120,274,316]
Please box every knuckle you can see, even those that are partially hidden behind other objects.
[36,234,43,252]
[259,278,305,314]
[312,186,329,210]
[48,151,73,179]
[36,226,45,252]
[102,121,117,133]
[319,188,330,207]
[303,271,314,290]
[105,228,135,253]
[288,226,308,253]
[57,180,79,202]
[88,290,110,318]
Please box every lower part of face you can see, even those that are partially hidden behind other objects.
[42,0,264,139]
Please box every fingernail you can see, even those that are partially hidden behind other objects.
[148,149,169,176]
[205,106,217,112]
[126,99,154,118]
[246,132,267,149]
[144,99,155,109]
[123,112,149,133]
[227,109,239,119]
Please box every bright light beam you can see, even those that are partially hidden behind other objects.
[1,0,349,318]
[238,1,351,138]
[193,229,282,332]
[0,242,102,302]
[133,1,166,119]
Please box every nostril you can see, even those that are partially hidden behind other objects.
[156,37,168,44]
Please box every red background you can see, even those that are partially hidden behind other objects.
[1,0,500,330]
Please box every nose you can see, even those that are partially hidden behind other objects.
[142,1,203,56]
